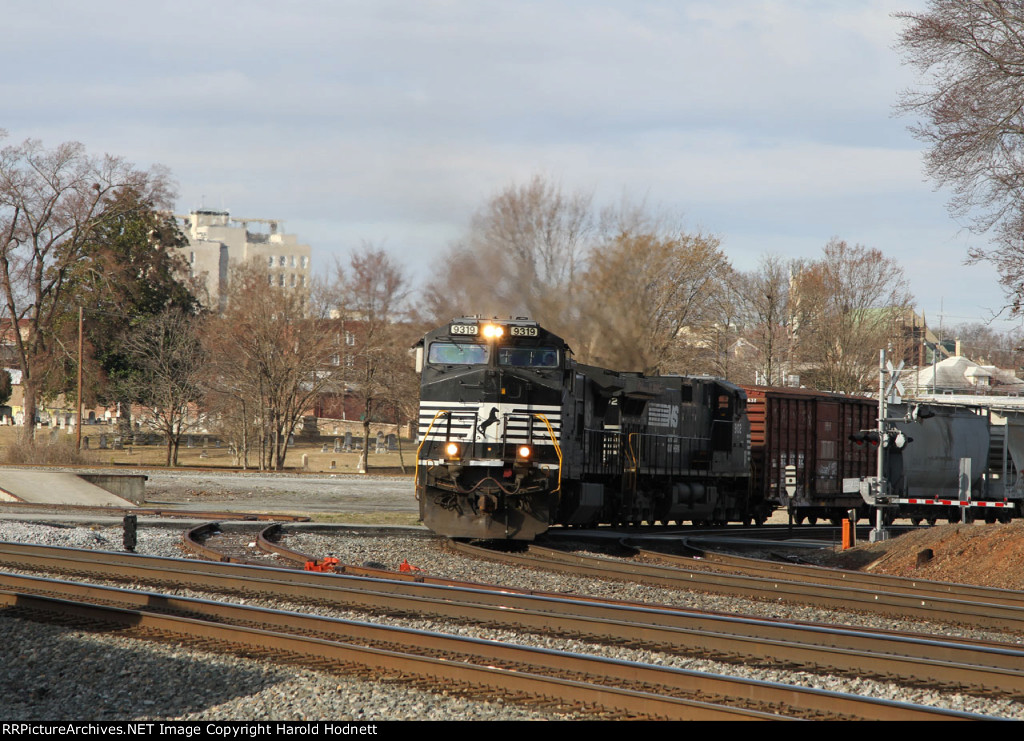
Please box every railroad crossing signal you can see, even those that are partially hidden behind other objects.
[885,358,905,404]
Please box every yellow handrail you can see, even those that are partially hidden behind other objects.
[625,432,640,496]
[626,431,639,471]
[531,413,563,494]
[413,409,450,497]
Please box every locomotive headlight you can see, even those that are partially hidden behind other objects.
[445,442,460,458]
[517,445,531,459]
[482,324,504,339]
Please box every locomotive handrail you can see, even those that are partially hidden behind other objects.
[414,409,451,497]
[626,432,640,471]
[415,408,563,494]
[627,431,712,478]
[625,432,640,496]
[530,412,563,494]
[480,409,563,494]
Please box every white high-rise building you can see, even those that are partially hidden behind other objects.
[177,209,312,311]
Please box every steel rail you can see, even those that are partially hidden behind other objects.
[181,522,268,565]
[221,522,463,579]
[184,522,329,570]
[252,522,536,584]
[256,522,348,572]
[3,541,1024,699]
[188,520,583,589]
[644,544,1024,608]
[256,522,314,565]
[134,508,310,522]
[0,500,309,521]
[187,521,360,573]
[482,543,1024,632]
[0,586,781,720]
[1,571,977,720]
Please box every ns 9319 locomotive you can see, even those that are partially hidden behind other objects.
[414,317,765,540]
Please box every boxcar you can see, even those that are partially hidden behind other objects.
[743,385,876,524]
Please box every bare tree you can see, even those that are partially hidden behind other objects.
[119,309,205,466]
[791,239,914,393]
[695,274,745,381]
[0,136,173,438]
[202,376,256,469]
[335,246,417,472]
[947,321,1024,368]
[896,1,1024,313]
[735,254,796,386]
[422,242,504,321]
[205,263,336,470]
[579,230,732,374]
[423,175,593,342]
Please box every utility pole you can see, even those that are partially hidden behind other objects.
[76,307,83,451]
[872,349,889,542]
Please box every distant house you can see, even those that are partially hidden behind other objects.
[907,355,1024,396]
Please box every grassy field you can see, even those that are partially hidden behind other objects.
[0,424,417,475]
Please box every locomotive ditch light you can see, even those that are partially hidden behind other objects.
[445,442,461,458]
[517,445,532,460]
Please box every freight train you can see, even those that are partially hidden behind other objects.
[414,317,1024,539]
[746,386,1023,526]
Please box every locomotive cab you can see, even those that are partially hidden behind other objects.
[415,317,569,539]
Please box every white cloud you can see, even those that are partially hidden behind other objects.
[7,0,1001,325]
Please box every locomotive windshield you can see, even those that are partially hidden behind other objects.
[498,346,559,368]
[427,342,490,365]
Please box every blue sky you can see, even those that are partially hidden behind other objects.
[5,0,1016,335]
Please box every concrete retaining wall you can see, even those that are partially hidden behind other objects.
[78,474,148,504]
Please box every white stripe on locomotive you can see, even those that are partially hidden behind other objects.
[418,401,561,444]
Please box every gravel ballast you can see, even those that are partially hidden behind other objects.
[0,520,1022,720]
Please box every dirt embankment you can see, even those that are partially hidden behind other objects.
[816,520,1024,590]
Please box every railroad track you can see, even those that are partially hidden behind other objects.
[0,500,311,521]
[0,555,982,720]
[635,541,1024,608]
[0,575,783,719]
[183,521,552,586]
[0,538,1021,716]
[460,540,1024,632]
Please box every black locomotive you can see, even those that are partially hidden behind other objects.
[414,317,765,539]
